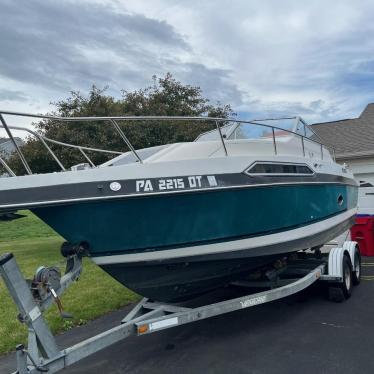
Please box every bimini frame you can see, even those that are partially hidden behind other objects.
[0,110,334,177]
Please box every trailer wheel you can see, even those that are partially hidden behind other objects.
[328,255,353,302]
[352,250,361,286]
[340,255,353,299]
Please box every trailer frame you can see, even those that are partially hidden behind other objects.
[0,241,360,374]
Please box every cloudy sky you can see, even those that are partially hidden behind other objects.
[1,0,374,127]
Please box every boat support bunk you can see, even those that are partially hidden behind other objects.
[0,241,361,374]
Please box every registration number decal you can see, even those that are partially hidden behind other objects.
[135,175,217,192]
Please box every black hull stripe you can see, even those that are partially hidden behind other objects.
[0,172,357,210]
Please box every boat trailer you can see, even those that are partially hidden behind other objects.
[0,241,361,374]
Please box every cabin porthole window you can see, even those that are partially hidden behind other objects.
[337,194,344,206]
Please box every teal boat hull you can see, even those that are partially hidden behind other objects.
[32,184,357,255]
[32,183,358,301]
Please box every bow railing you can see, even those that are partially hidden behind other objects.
[0,110,334,177]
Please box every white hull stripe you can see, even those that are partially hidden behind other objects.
[92,208,357,265]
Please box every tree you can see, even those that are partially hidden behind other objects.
[8,73,235,174]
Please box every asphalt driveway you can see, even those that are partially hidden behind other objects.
[1,258,374,374]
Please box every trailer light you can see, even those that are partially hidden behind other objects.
[138,324,149,334]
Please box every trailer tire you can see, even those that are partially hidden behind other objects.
[352,250,361,286]
[341,254,353,299]
[328,254,352,302]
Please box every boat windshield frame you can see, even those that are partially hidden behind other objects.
[195,116,322,143]
[0,110,332,177]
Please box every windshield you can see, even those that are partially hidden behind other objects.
[229,118,319,141]
[228,118,299,140]
[195,117,318,142]
[195,124,236,141]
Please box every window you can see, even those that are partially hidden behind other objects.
[295,121,306,136]
[195,124,236,141]
[245,162,314,175]
[305,126,314,138]
[229,119,296,140]
[228,124,273,140]
[360,181,374,187]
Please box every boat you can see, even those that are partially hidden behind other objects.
[0,111,358,302]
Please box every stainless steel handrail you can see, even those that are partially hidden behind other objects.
[0,114,32,175]
[215,120,228,156]
[0,110,335,177]
[0,124,123,174]
[110,119,143,163]
[195,117,334,159]
[0,156,15,176]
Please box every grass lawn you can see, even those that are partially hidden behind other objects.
[0,211,139,354]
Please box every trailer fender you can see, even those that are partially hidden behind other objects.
[343,240,361,285]
[343,241,359,265]
[328,247,349,278]
[328,247,355,302]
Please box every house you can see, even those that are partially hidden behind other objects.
[0,137,23,159]
[311,104,374,185]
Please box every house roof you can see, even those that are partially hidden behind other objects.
[0,137,23,160]
[0,137,22,146]
[311,104,374,159]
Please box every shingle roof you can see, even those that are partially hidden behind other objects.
[0,137,23,159]
[0,137,22,143]
[311,104,374,159]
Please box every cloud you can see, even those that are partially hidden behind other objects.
[126,0,374,121]
[0,89,28,102]
[0,0,188,91]
[1,0,374,124]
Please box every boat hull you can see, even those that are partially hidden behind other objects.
[32,184,357,256]
[96,210,355,301]
[31,182,358,301]
[100,255,283,302]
